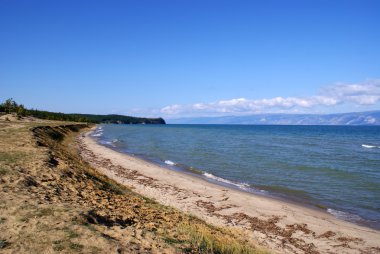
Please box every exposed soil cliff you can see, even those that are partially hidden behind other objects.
[0,120,262,253]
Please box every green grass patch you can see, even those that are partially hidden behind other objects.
[66,230,80,239]
[100,180,126,195]
[18,207,56,223]
[0,239,9,249]
[0,151,28,164]
[0,167,11,176]
[52,244,65,251]
[85,223,97,232]
[53,240,64,245]
[35,207,55,217]
[140,196,156,204]
[180,224,262,254]
[69,242,83,250]
[163,236,185,245]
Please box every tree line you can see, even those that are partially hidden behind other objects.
[0,98,166,124]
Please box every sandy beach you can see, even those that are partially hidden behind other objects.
[79,128,380,254]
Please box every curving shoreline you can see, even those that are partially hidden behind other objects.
[79,127,380,253]
[92,137,377,231]
[89,123,380,231]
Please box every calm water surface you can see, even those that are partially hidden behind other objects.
[93,124,380,229]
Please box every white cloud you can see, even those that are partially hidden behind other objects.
[321,80,380,105]
[160,79,380,116]
[161,104,184,114]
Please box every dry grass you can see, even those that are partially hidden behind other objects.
[178,223,265,254]
[0,119,267,253]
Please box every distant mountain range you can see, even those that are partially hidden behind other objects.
[167,111,380,125]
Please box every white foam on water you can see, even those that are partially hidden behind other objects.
[164,160,176,166]
[112,139,119,143]
[327,208,362,222]
[203,172,250,190]
[91,126,104,137]
[91,130,103,137]
[99,140,112,146]
[361,144,378,149]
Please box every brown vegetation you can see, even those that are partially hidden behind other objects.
[0,119,264,253]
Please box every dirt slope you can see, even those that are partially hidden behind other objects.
[0,120,263,254]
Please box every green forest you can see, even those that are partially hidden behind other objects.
[0,98,166,124]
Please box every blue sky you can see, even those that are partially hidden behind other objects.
[1,0,379,118]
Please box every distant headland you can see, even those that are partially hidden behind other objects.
[0,98,165,124]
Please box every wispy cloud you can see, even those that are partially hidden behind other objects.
[160,79,380,117]
[320,80,380,105]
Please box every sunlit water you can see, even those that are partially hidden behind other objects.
[93,124,380,229]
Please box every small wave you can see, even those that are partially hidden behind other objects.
[203,172,250,190]
[91,127,104,137]
[327,208,362,222]
[99,140,112,146]
[112,138,123,144]
[98,139,122,148]
[98,139,124,148]
[164,160,176,166]
[361,144,379,149]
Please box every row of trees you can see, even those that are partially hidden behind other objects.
[0,98,166,124]
[0,98,27,116]
[0,98,90,122]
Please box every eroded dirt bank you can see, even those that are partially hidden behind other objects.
[0,120,262,253]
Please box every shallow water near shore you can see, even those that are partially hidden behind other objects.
[93,124,380,230]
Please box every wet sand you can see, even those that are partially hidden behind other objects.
[79,128,380,254]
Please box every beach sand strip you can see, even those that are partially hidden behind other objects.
[79,130,380,254]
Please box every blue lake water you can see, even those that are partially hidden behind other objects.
[92,124,380,229]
